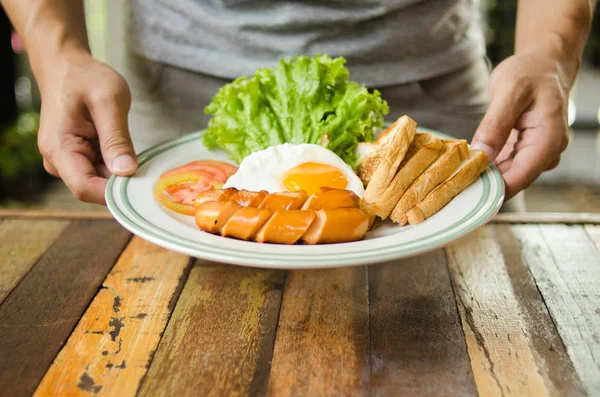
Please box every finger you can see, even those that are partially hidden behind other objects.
[495,152,515,174]
[493,129,520,166]
[502,138,553,200]
[546,155,561,171]
[43,158,59,177]
[514,110,541,130]
[471,84,532,162]
[95,164,112,179]
[87,80,137,176]
[53,150,108,204]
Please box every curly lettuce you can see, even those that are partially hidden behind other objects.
[203,54,389,168]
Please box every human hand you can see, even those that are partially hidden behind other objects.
[37,52,137,204]
[470,42,573,200]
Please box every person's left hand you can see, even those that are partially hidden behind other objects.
[470,42,573,200]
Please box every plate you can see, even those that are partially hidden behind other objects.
[106,129,504,269]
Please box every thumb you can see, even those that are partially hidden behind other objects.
[471,85,532,162]
[88,86,137,176]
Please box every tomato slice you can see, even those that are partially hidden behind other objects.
[154,160,238,215]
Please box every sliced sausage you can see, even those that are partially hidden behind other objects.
[301,189,360,210]
[258,191,308,210]
[255,210,315,244]
[195,201,242,234]
[230,190,269,207]
[194,187,238,208]
[302,208,370,244]
[221,207,273,241]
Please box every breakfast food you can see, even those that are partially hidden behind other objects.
[203,55,389,167]
[153,55,490,244]
[390,139,469,225]
[405,150,488,225]
[194,188,370,244]
[222,143,365,197]
[359,115,416,194]
[363,132,443,219]
[153,160,238,215]
[355,115,488,226]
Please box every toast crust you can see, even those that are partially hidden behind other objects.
[390,139,468,225]
[406,150,488,225]
[363,132,442,218]
[357,116,417,185]
[362,115,417,206]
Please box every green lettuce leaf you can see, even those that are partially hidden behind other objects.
[203,54,389,168]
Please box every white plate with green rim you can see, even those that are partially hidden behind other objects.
[106,128,504,269]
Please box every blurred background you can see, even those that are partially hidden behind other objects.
[0,1,599,213]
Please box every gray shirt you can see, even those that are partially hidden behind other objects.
[128,0,485,87]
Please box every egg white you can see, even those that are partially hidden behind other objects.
[223,143,365,198]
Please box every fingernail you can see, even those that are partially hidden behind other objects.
[470,141,495,161]
[112,155,137,174]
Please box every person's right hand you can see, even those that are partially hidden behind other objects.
[37,52,137,204]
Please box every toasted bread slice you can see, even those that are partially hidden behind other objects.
[406,150,488,225]
[363,132,443,219]
[357,115,417,186]
[390,139,468,225]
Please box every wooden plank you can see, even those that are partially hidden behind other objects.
[369,250,477,397]
[0,219,69,304]
[0,209,113,220]
[33,237,192,397]
[3,209,600,224]
[0,220,131,397]
[524,183,600,213]
[513,224,600,396]
[268,268,369,396]
[138,262,284,397]
[492,212,600,224]
[447,227,556,397]
[494,225,585,396]
[584,224,600,249]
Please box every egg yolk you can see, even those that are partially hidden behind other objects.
[282,162,348,195]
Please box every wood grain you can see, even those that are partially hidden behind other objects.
[524,183,600,213]
[0,209,113,219]
[33,237,192,397]
[447,227,555,397]
[513,225,600,396]
[268,268,369,396]
[0,220,131,397]
[0,219,68,304]
[138,262,284,397]
[584,225,600,249]
[369,250,477,397]
[494,225,585,396]
[491,212,600,224]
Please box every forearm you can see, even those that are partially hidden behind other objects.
[516,0,596,86]
[0,0,90,91]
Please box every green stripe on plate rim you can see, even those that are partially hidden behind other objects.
[106,130,504,265]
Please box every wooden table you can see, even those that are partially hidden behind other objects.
[1,214,599,397]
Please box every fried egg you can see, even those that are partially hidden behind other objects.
[223,143,365,198]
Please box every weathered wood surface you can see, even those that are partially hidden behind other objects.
[585,224,600,249]
[446,226,584,397]
[138,262,285,397]
[268,268,369,396]
[0,219,68,304]
[0,209,113,220]
[524,183,600,213]
[513,225,600,396]
[494,225,585,396]
[369,250,477,397]
[1,221,600,396]
[33,237,191,397]
[0,220,131,397]
[492,212,600,224]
